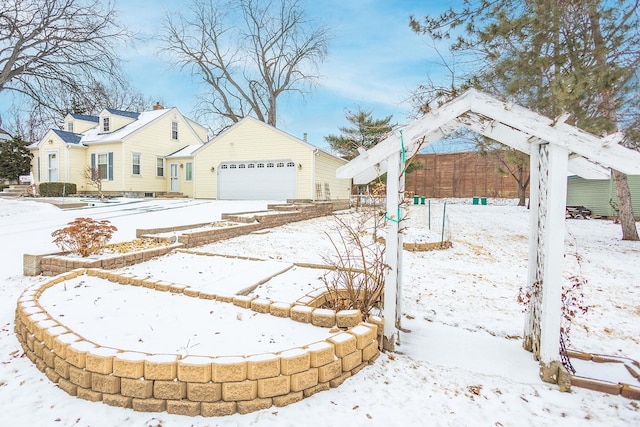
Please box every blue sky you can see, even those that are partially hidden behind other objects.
[116,0,457,151]
[1,1,461,152]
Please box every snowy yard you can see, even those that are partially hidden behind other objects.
[1,197,639,426]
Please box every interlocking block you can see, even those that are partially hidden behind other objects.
[144,354,178,380]
[199,291,217,300]
[328,332,357,357]
[54,356,70,379]
[351,361,367,375]
[330,371,352,388]
[65,341,96,368]
[233,295,253,309]
[318,359,342,383]
[201,401,237,417]
[142,279,159,289]
[113,352,147,378]
[42,347,56,368]
[77,387,102,402]
[34,320,58,342]
[348,324,377,349]
[85,347,119,374]
[257,375,290,398]
[178,356,213,383]
[311,308,336,327]
[279,348,310,375]
[342,350,362,372]
[91,372,121,394]
[154,380,187,400]
[167,400,201,416]
[290,368,319,392]
[622,384,640,400]
[216,293,234,303]
[306,341,335,367]
[26,333,35,352]
[45,367,61,383]
[103,393,133,408]
[33,339,44,359]
[270,302,291,318]
[290,305,314,323]
[69,365,92,388]
[168,283,188,294]
[212,357,247,382]
[183,288,200,297]
[132,398,166,413]
[272,391,304,407]
[221,380,258,401]
[58,378,78,396]
[154,281,171,292]
[35,357,47,373]
[121,378,154,398]
[43,325,68,349]
[303,382,330,398]
[187,382,222,402]
[129,276,147,286]
[247,353,280,380]
[237,397,272,414]
[362,340,379,362]
[336,310,362,328]
[250,298,272,314]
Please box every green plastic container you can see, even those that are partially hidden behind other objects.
[413,196,420,205]
[472,197,479,205]
[481,197,487,205]
[421,197,426,205]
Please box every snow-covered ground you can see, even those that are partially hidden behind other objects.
[1,197,639,426]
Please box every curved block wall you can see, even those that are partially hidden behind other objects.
[14,268,380,417]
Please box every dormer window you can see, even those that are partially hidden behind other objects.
[171,121,178,140]
[66,122,74,133]
[103,117,110,132]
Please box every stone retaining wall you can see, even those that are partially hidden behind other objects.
[14,268,380,417]
[36,244,182,276]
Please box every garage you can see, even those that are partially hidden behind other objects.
[217,159,297,200]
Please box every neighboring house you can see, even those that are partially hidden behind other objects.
[166,116,351,201]
[0,127,11,142]
[567,175,640,217]
[29,105,208,197]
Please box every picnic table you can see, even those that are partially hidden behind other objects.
[566,205,591,219]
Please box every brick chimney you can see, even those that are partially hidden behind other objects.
[153,102,164,110]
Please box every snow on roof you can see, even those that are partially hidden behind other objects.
[82,109,170,143]
[166,144,202,158]
[52,129,83,145]
[70,113,99,123]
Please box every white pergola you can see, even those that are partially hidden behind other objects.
[336,89,640,383]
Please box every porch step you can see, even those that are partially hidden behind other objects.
[160,192,188,198]
[0,184,31,197]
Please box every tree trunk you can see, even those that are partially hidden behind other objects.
[612,169,639,240]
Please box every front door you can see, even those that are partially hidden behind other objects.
[170,163,180,192]
[47,152,59,182]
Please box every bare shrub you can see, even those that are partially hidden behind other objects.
[321,211,389,319]
[52,217,117,257]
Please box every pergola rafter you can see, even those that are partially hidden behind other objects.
[336,89,640,385]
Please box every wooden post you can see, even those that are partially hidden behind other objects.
[382,150,402,351]
[539,143,569,382]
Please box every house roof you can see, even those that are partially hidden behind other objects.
[166,144,202,158]
[82,108,171,143]
[194,116,347,164]
[70,113,99,123]
[52,129,83,145]
[104,109,140,120]
[338,89,640,184]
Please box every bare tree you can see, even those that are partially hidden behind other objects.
[84,166,105,201]
[0,0,128,111]
[161,0,329,130]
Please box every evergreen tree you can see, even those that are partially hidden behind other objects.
[0,136,33,182]
[411,0,640,240]
[325,109,394,160]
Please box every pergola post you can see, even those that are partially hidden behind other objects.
[382,150,402,350]
[538,142,569,381]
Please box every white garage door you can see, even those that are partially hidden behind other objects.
[217,159,297,200]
